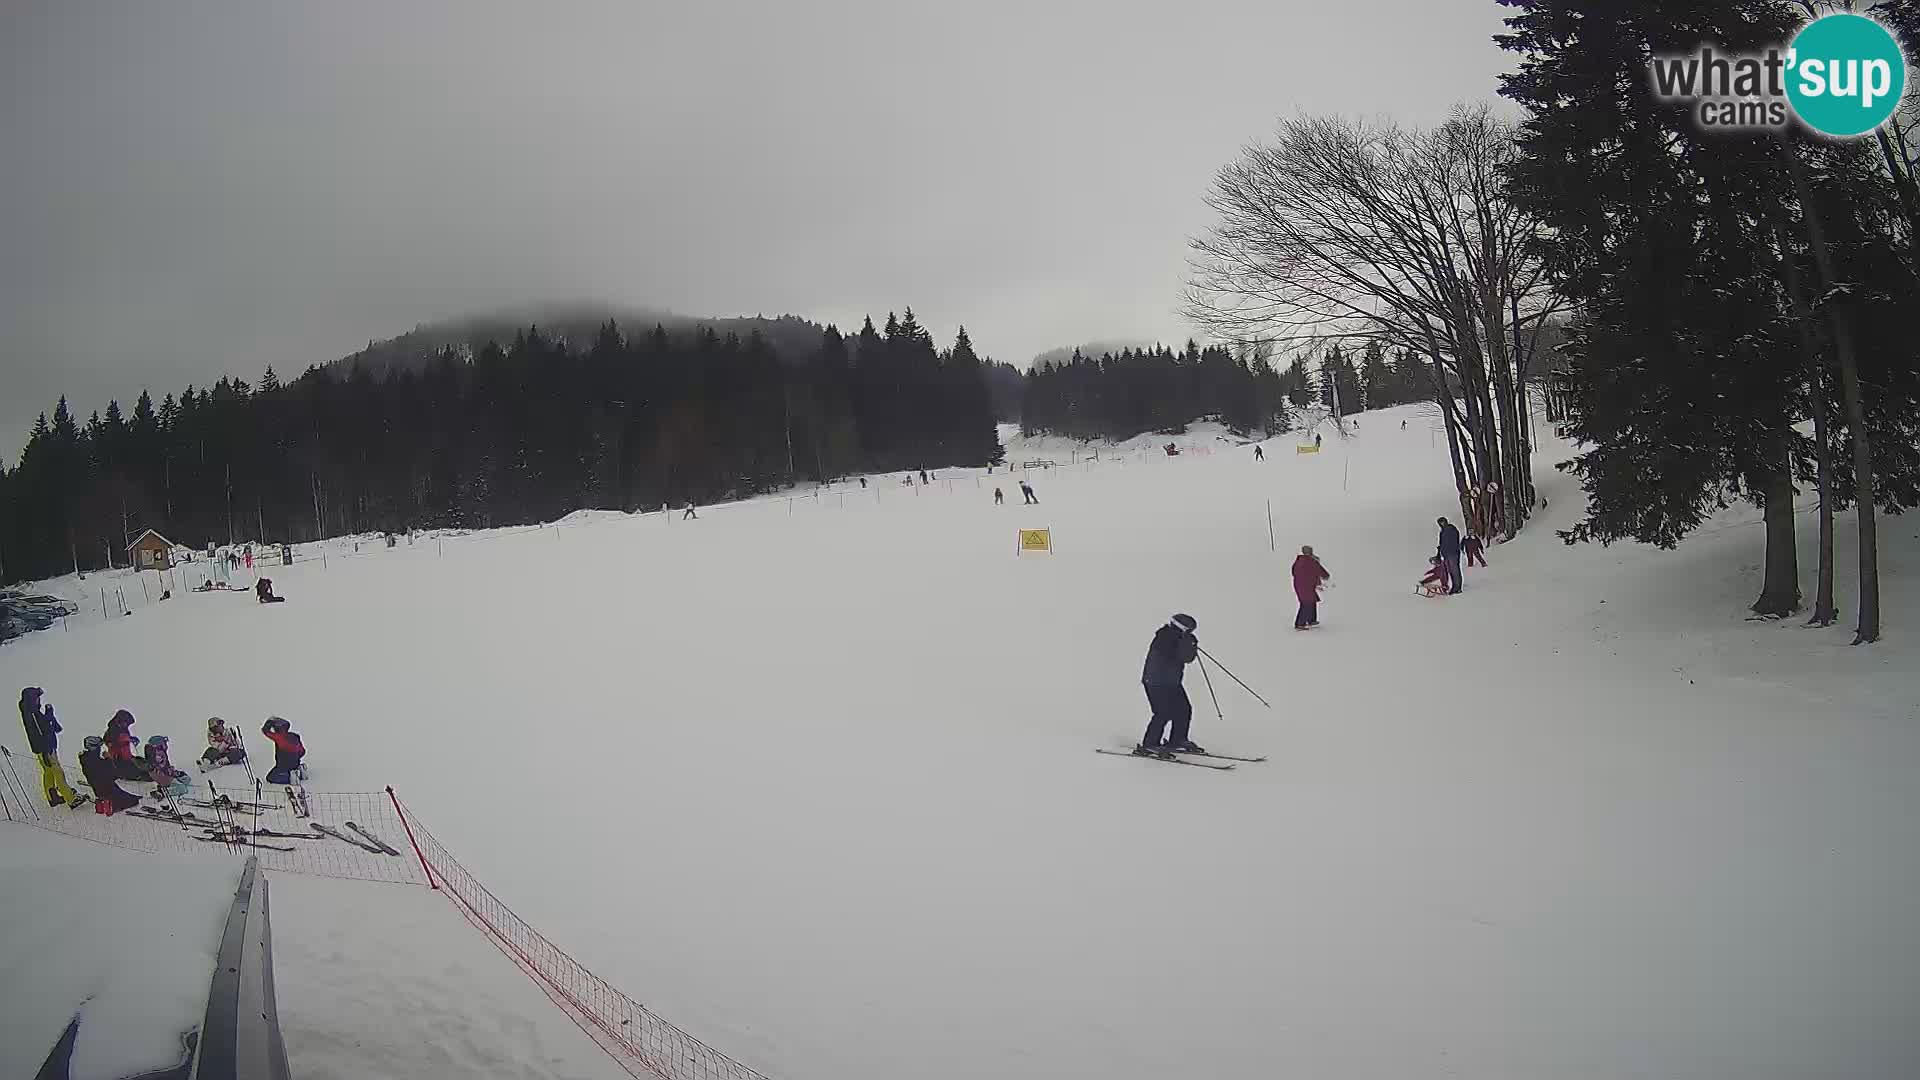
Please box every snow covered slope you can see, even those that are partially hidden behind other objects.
[3,403,1915,1079]
[0,826,236,1080]
[0,824,625,1080]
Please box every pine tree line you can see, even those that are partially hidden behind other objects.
[1498,0,1920,641]
[1018,342,1291,442]
[1313,341,1435,415]
[0,310,1003,584]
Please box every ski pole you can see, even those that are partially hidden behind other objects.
[0,746,41,821]
[1197,653,1226,724]
[1195,646,1271,709]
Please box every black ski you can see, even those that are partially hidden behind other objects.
[193,833,296,853]
[183,797,278,813]
[1094,748,1234,770]
[129,807,205,825]
[346,821,402,857]
[1173,750,1267,763]
[311,822,390,855]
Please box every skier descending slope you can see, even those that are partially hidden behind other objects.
[1136,614,1203,758]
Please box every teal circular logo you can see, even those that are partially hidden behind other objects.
[1786,14,1907,138]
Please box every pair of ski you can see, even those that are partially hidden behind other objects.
[183,796,277,814]
[1093,747,1267,770]
[314,822,402,857]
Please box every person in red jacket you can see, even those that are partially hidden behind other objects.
[262,717,307,783]
[103,709,148,781]
[1291,545,1330,630]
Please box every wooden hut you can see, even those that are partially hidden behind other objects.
[127,529,175,571]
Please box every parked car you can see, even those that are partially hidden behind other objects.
[0,590,80,643]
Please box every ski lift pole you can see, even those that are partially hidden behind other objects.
[1195,646,1271,709]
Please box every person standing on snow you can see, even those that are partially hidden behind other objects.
[1137,614,1203,757]
[19,687,81,808]
[1463,533,1487,569]
[1291,545,1330,629]
[1436,516,1463,594]
[993,487,1005,505]
[1254,444,1265,461]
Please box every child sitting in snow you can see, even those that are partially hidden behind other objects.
[262,717,307,783]
[1416,556,1451,597]
[142,735,192,797]
[200,717,247,771]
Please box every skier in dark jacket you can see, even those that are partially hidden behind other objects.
[262,717,307,784]
[1020,480,1038,505]
[79,735,141,815]
[1436,516,1463,594]
[1463,534,1487,568]
[20,686,81,807]
[1137,614,1202,757]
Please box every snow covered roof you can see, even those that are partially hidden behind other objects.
[126,528,175,552]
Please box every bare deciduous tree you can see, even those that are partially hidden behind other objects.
[1186,105,1561,539]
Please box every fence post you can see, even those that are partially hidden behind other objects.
[387,786,438,889]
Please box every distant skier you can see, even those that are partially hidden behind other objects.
[79,735,141,815]
[1435,516,1463,594]
[682,502,699,520]
[1137,613,1202,757]
[200,717,246,771]
[1401,419,1408,430]
[859,477,868,489]
[262,717,307,784]
[1463,534,1487,568]
[919,469,930,484]
[1291,545,1330,629]
[1253,445,1265,461]
[993,487,1005,505]
[19,686,81,808]
[1314,432,1322,450]
[1020,480,1038,505]
[255,577,285,603]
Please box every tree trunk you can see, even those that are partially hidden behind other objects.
[1771,219,1837,626]
[1808,391,1838,626]
[1784,145,1879,643]
[1751,447,1800,617]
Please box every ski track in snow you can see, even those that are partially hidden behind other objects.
[3,403,1917,1080]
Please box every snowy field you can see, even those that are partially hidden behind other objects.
[3,403,1917,1079]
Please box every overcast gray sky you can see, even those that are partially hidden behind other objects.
[0,0,1511,462]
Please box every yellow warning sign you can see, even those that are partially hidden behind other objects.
[1018,528,1052,555]
[1296,444,1320,454]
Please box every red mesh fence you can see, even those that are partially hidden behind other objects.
[0,748,773,1080]
[390,792,773,1080]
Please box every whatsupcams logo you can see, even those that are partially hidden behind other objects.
[1650,13,1908,137]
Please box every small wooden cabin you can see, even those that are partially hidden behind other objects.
[127,529,175,571]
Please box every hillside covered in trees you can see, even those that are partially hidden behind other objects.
[0,309,999,583]
[1019,339,1434,442]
